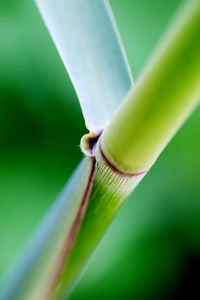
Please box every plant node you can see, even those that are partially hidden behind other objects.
[80,130,103,156]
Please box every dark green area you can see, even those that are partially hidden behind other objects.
[0,0,199,299]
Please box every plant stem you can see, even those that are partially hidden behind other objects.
[2,1,200,299]
[102,0,200,174]
[48,1,200,297]
[49,142,146,299]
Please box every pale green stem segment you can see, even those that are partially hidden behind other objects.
[48,1,200,297]
[0,157,95,300]
[48,141,146,299]
[1,1,200,300]
[102,0,200,174]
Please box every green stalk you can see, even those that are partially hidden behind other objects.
[48,1,200,298]
[52,143,146,299]
[1,1,200,300]
[102,0,200,174]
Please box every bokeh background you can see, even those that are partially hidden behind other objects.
[0,0,200,299]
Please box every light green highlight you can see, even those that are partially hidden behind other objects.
[102,0,200,174]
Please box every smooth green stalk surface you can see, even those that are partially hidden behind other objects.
[102,0,200,174]
[48,142,146,299]
[49,1,200,297]
[1,1,200,300]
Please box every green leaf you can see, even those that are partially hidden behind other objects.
[35,0,133,131]
[0,157,95,300]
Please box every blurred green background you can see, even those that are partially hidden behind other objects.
[0,0,200,299]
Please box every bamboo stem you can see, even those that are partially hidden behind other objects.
[102,0,200,174]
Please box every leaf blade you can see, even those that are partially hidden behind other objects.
[35,0,133,131]
[0,157,95,300]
